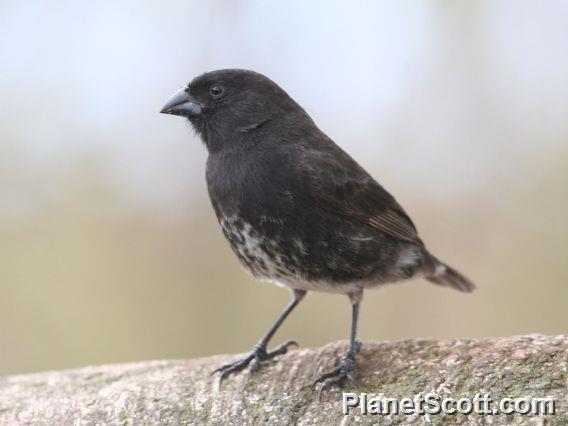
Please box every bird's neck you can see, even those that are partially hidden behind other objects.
[202,111,313,155]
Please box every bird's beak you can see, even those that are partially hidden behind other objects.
[160,88,203,116]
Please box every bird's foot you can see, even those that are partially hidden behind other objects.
[212,340,298,384]
[312,347,360,401]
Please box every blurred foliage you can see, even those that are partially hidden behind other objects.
[1,152,566,375]
[1,1,567,374]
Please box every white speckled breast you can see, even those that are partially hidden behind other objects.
[219,215,373,294]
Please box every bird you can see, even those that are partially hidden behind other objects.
[160,69,475,397]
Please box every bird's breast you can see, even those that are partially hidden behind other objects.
[218,214,303,282]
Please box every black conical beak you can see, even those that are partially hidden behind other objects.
[160,88,203,116]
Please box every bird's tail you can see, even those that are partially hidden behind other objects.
[423,252,476,293]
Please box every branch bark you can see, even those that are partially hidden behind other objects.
[0,335,566,425]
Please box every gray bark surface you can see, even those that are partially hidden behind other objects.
[0,334,566,425]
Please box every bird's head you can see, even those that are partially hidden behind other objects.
[160,69,312,152]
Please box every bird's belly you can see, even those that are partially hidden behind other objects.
[219,215,303,284]
[218,214,417,294]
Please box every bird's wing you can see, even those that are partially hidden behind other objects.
[298,145,424,246]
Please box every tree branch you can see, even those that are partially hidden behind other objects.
[0,335,565,424]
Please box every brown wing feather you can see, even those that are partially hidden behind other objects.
[300,145,423,247]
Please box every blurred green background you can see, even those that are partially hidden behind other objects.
[1,1,567,375]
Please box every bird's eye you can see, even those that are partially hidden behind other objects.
[210,84,224,97]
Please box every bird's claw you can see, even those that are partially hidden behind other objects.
[212,340,298,384]
[312,351,358,401]
[212,353,255,383]
[265,339,299,357]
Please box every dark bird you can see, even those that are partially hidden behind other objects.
[161,69,475,396]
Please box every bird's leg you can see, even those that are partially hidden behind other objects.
[213,289,306,383]
[312,291,362,399]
